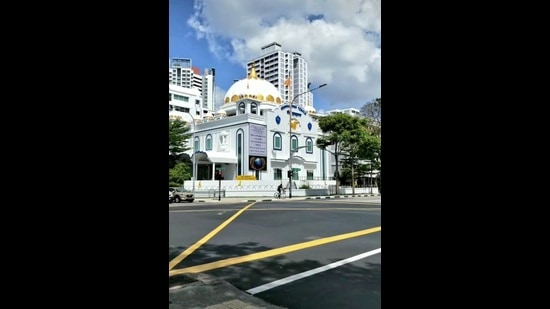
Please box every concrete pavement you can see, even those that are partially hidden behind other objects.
[169,273,285,309]
[169,194,380,308]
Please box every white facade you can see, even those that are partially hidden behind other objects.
[246,42,312,111]
[180,69,338,194]
[169,85,203,123]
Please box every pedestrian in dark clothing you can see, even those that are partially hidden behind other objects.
[277,183,283,198]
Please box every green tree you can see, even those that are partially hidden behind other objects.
[340,117,377,196]
[317,113,367,195]
[318,113,381,195]
[169,118,192,169]
[169,162,191,187]
[358,100,382,192]
[356,133,381,193]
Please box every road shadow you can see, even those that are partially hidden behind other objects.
[169,243,380,309]
[255,260,381,309]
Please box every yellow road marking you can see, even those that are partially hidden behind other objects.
[168,201,256,271]
[170,207,380,213]
[169,226,381,276]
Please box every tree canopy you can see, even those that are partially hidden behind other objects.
[317,112,381,194]
[169,162,191,187]
[360,98,381,124]
[169,118,193,182]
[317,113,365,193]
[169,118,192,157]
[360,98,381,136]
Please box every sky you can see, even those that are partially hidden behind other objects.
[169,0,381,114]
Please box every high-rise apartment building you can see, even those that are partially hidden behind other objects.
[169,58,216,112]
[169,58,201,88]
[246,42,313,110]
[201,68,216,112]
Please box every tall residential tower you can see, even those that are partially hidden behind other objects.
[169,58,216,112]
[246,42,314,112]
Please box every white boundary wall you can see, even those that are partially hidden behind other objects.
[182,180,379,198]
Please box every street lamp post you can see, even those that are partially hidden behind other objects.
[186,113,196,195]
[288,83,327,199]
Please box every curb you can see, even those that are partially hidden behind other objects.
[305,194,380,200]
[175,194,381,205]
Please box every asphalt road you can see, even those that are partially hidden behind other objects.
[169,197,381,308]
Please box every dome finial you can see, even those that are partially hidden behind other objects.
[249,67,258,79]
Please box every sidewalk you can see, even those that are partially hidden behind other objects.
[170,193,381,206]
[169,273,286,309]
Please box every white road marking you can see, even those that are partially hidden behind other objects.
[245,248,381,295]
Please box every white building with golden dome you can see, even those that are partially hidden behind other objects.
[179,68,337,197]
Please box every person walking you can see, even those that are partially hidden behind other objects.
[277,183,283,199]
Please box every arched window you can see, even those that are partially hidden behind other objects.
[291,135,298,152]
[238,102,246,114]
[306,138,313,153]
[194,136,200,152]
[273,133,282,150]
[236,129,244,175]
[251,102,258,114]
[205,134,213,150]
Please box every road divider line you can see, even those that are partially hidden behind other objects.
[169,202,256,271]
[169,226,381,276]
[246,248,381,295]
[170,207,380,213]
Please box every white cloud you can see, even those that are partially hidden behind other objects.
[188,0,381,110]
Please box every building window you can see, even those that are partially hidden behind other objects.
[292,167,299,180]
[174,94,189,102]
[238,102,246,114]
[251,102,257,114]
[306,138,313,153]
[274,168,282,180]
[307,170,314,180]
[194,137,200,152]
[291,136,298,152]
[237,129,244,175]
[205,134,212,150]
[273,133,282,150]
[174,106,190,113]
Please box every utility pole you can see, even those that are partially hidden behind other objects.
[288,83,327,199]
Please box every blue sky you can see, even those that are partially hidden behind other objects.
[169,0,381,114]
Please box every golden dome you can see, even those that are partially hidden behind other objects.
[224,68,282,105]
